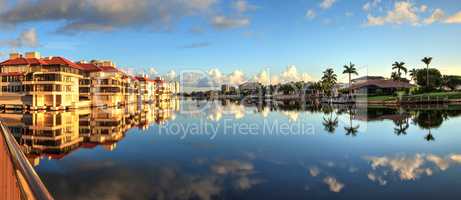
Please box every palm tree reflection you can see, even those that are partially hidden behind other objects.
[344,106,359,137]
[322,106,338,134]
[393,112,410,136]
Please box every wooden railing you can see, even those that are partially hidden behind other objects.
[400,95,449,104]
[0,121,54,200]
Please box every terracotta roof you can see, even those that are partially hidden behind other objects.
[350,79,412,90]
[0,58,47,66]
[99,66,120,73]
[78,63,102,72]
[352,76,385,82]
[0,56,84,71]
[43,56,83,70]
[135,76,148,81]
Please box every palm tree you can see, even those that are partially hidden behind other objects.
[343,62,358,95]
[409,69,418,82]
[422,57,433,90]
[321,68,337,98]
[391,71,400,81]
[392,62,407,80]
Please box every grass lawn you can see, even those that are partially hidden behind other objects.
[408,91,461,99]
[367,95,397,101]
[366,91,461,101]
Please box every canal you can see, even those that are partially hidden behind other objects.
[3,99,461,200]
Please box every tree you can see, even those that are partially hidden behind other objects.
[415,68,442,91]
[343,62,358,95]
[409,69,418,82]
[422,57,433,90]
[392,62,407,80]
[309,81,323,96]
[442,75,461,91]
[321,68,337,97]
[391,71,400,81]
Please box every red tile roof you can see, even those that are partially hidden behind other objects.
[42,56,83,70]
[77,63,101,72]
[134,76,148,81]
[99,66,121,73]
[0,58,47,66]
[0,56,84,70]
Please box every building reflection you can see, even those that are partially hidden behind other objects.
[0,97,180,166]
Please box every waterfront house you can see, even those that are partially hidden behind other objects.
[350,79,412,95]
[239,82,262,95]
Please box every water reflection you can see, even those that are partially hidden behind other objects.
[3,99,461,199]
[0,98,180,166]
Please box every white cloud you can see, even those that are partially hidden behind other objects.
[280,65,312,83]
[320,0,336,10]
[419,5,428,12]
[0,0,218,32]
[363,0,381,12]
[253,69,271,85]
[305,9,316,20]
[233,0,256,13]
[211,15,250,29]
[165,70,177,80]
[365,1,452,26]
[366,1,420,26]
[423,8,445,25]
[208,68,224,82]
[228,70,246,85]
[148,67,157,75]
[445,11,461,24]
[253,66,312,85]
[0,28,39,48]
[323,177,344,192]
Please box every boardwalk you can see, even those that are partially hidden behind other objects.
[0,126,22,200]
[0,121,54,200]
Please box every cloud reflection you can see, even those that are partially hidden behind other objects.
[323,176,345,193]
[365,153,461,181]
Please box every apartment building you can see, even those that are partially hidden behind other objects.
[0,52,82,110]
[135,75,157,104]
[0,52,177,110]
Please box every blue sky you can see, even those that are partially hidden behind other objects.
[0,0,460,83]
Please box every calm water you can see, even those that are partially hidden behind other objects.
[3,99,461,200]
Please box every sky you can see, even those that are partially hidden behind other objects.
[0,0,460,86]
